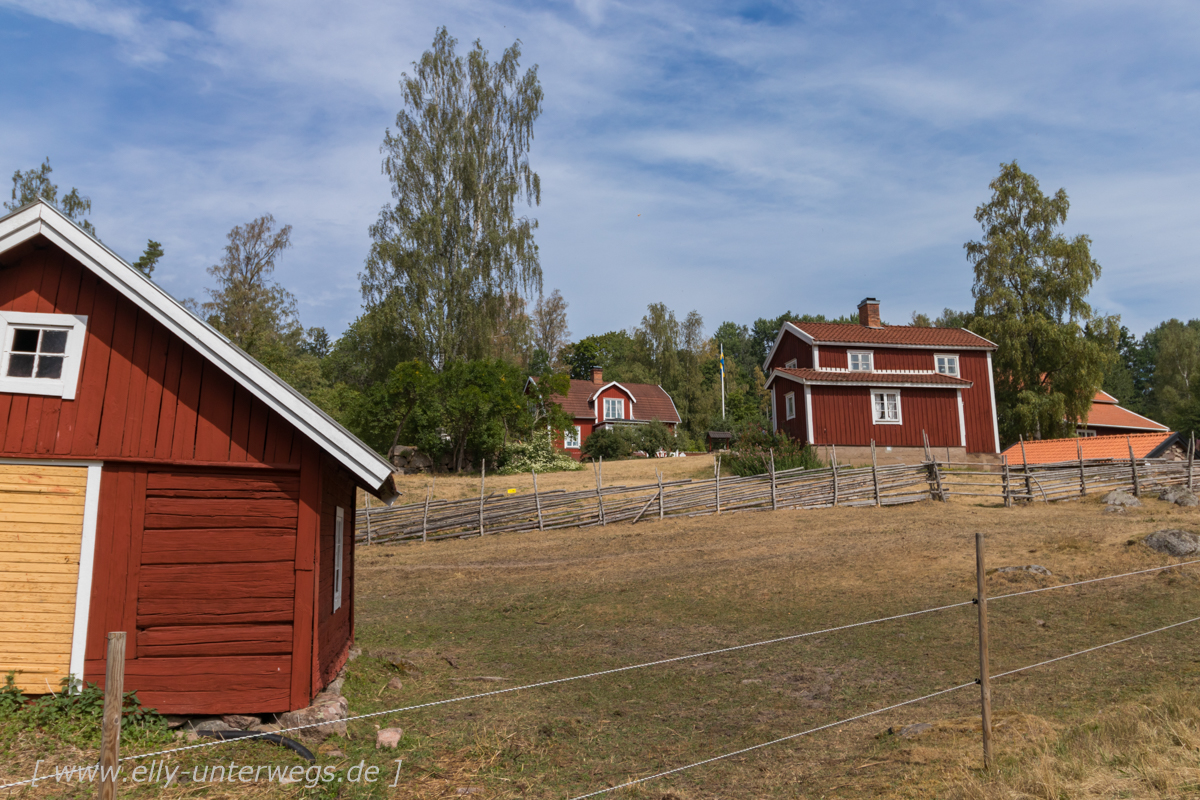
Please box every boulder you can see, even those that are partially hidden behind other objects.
[1103,490,1141,507]
[1159,487,1199,507]
[1142,529,1200,557]
[221,714,260,730]
[888,722,933,738]
[376,727,404,749]
[278,692,349,741]
[994,565,1052,577]
[1103,505,1128,515]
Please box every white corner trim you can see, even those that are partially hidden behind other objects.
[69,463,102,687]
[771,386,777,432]
[957,389,968,448]
[804,384,814,444]
[986,351,1000,453]
[812,344,819,369]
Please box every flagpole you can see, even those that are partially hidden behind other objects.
[720,343,726,420]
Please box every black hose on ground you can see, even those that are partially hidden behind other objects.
[196,729,316,762]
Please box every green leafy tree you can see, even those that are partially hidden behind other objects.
[6,158,96,236]
[362,27,544,371]
[965,161,1117,444]
[1147,319,1200,434]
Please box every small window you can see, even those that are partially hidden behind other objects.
[333,507,345,613]
[603,397,624,420]
[564,425,581,449]
[0,312,88,399]
[785,392,796,420]
[784,358,798,369]
[935,354,959,376]
[848,351,873,371]
[1076,428,1096,438]
[872,391,901,424]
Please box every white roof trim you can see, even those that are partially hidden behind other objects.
[764,369,972,391]
[0,201,398,502]
[589,381,638,403]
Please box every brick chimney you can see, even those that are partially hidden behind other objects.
[858,297,882,328]
[591,367,604,385]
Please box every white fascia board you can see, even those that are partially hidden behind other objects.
[588,381,638,403]
[810,340,995,351]
[956,389,967,448]
[986,351,1000,454]
[764,369,971,391]
[0,203,397,500]
[803,384,813,444]
[761,322,813,373]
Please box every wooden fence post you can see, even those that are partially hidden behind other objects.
[975,533,993,772]
[478,459,486,536]
[364,494,372,545]
[1077,439,1087,496]
[98,631,126,800]
[1127,437,1140,497]
[1002,455,1012,508]
[769,449,778,511]
[715,455,722,515]
[1190,433,1196,492]
[870,440,881,507]
[422,478,433,543]
[657,469,665,521]
[532,470,544,531]
[595,457,606,526]
[1019,436,1032,500]
[831,443,839,507]
[922,430,937,501]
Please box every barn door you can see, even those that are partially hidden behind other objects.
[0,462,99,694]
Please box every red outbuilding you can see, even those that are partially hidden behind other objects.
[763,298,1000,462]
[0,200,397,714]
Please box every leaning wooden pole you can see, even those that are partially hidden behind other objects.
[831,443,839,507]
[657,469,665,521]
[1190,433,1196,492]
[715,454,722,515]
[870,440,881,507]
[532,470,544,531]
[975,532,993,772]
[478,459,486,537]
[595,456,606,526]
[1002,455,1012,508]
[769,449,778,511]
[1077,439,1087,496]
[98,631,126,800]
[1019,436,1032,500]
[1128,437,1141,497]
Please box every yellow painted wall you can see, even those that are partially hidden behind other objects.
[0,464,87,694]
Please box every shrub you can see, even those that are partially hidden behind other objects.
[581,428,631,460]
[721,416,823,477]
[496,432,584,475]
[614,420,676,456]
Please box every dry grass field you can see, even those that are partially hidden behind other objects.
[5,487,1200,799]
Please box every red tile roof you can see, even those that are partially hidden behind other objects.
[769,367,972,388]
[1001,432,1178,465]
[1082,400,1169,432]
[544,379,681,424]
[791,322,995,349]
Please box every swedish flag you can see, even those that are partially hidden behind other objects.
[720,343,725,377]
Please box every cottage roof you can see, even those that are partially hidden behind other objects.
[1082,391,1169,432]
[766,367,973,389]
[547,378,681,424]
[790,322,995,348]
[1001,432,1180,465]
[0,200,398,502]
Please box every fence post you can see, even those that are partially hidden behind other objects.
[975,533,993,772]
[715,455,721,515]
[364,494,372,545]
[1127,437,1140,497]
[595,457,606,526]
[922,430,936,501]
[1190,433,1196,492]
[1019,436,1032,500]
[870,440,881,507]
[657,469,665,521]
[769,449,778,511]
[1077,439,1087,496]
[98,631,126,800]
[532,470,544,531]
[831,443,839,507]
[422,478,432,543]
[1002,455,1012,508]
[478,459,486,537]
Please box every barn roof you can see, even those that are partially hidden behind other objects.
[763,320,995,371]
[1083,390,1169,432]
[766,367,973,389]
[1001,432,1181,465]
[0,200,398,502]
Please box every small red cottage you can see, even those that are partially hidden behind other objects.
[0,200,397,714]
[1078,390,1169,437]
[540,368,680,459]
[763,298,1000,461]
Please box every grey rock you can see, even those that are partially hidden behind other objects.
[376,727,404,749]
[278,692,349,741]
[221,714,260,730]
[1142,529,1200,557]
[1103,490,1141,507]
[1103,505,1128,514]
[188,718,236,732]
[1159,487,1199,507]
[994,565,1053,577]
[888,722,933,738]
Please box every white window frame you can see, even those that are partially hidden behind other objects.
[603,397,624,421]
[1076,428,1097,438]
[871,389,902,425]
[784,358,798,369]
[564,425,581,449]
[333,506,345,613]
[785,391,796,420]
[848,350,873,371]
[0,311,88,400]
[935,353,959,376]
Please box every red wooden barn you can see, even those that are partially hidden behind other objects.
[0,200,397,714]
[763,298,1000,461]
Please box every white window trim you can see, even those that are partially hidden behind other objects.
[770,386,777,431]
[0,311,88,400]
[333,507,345,613]
[603,397,624,421]
[564,425,581,449]
[804,384,814,443]
[784,391,796,420]
[871,388,902,425]
[935,353,960,377]
[848,350,874,372]
[784,358,798,369]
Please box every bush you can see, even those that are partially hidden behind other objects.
[581,428,631,460]
[721,416,823,477]
[614,420,676,456]
[496,432,584,475]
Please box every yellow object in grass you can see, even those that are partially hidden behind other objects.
[507,488,517,494]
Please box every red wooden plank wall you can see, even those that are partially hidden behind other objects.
[817,346,946,371]
[808,386,960,448]
[767,331,813,372]
[0,247,303,465]
[773,381,807,442]
[958,351,998,453]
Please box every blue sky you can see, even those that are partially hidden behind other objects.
[2,1,1198,342]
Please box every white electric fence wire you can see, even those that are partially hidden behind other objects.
[564,681,979,800]
[990,558,1200,602]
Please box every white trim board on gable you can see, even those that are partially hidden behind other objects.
[0,201,398,502]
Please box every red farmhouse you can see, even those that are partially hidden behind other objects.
[763,298,1000,461]
[0,200,397,714]
[542,368,680,458]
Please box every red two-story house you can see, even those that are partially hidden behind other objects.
[538,368,681,459]
[763,298,1000,463]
